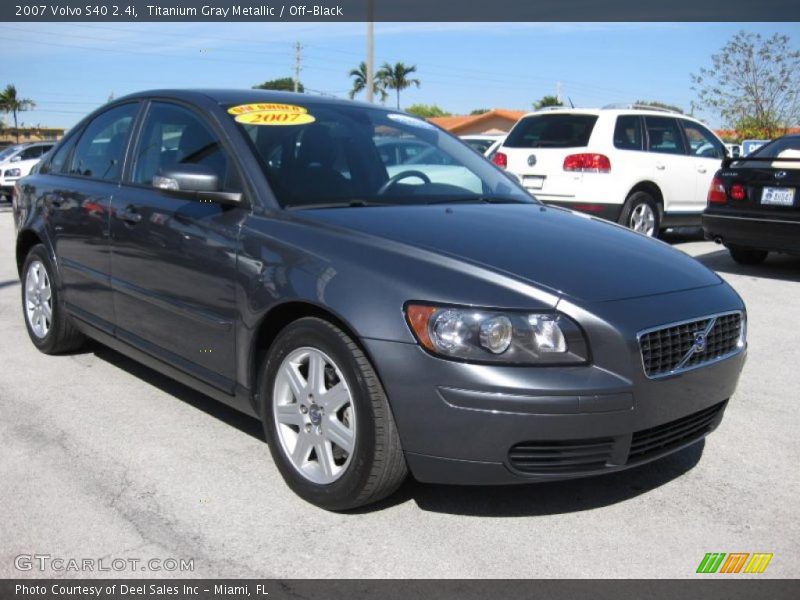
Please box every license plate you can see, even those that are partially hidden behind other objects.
[523,175,545,190]
[761,187,795,206]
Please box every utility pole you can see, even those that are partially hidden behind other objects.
[293,41,303,93]
[556,82,562,104]
[366,0,374,103]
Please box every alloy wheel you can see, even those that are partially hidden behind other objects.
[25,260,52,339]
[629,202,656,236]
[272,347,356,485]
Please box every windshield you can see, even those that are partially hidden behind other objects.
[504,114,598,149]
[736,136,800,169]
[463,138,496,154]
[0,145,22,161]
[232,103,532,209]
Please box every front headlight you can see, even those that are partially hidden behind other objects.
[405,303,589,364]
[4,168,21,178]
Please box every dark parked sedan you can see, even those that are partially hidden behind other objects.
[13,90,746,510]
[704,135,800,264]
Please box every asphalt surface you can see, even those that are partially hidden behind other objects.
[1,204,798,579]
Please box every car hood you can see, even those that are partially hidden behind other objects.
[300,203,721,303]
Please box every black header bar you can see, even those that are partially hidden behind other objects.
[3,0,800,22]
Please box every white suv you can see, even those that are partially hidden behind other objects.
[492,106,727,237]
[0,141,55,201]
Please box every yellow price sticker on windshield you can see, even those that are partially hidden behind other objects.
[227,103,315,126]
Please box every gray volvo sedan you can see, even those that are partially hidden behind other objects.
[13,90,746,510]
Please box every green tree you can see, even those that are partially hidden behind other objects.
[347,62,387,103]
[470,108,490,115]
[692,31,800,139]
[378,62,420,110]
[405,104,451,118]
[0,84,36,143]
[635,100,684,114]
[253,77,303,93]
[533,95,562,110]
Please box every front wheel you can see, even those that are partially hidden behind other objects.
[727,245,768,265]
[619,191,660,237]
[260,317,407,510]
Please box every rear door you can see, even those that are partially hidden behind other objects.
[643,116,696,213]
[110,100,247,391]
[46,102,140,331]
[502,113,598,198]
[679,119,725,210]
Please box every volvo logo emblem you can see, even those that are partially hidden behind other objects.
[776,171,787,179]
[693,332,707,353]
[527,154,537,167]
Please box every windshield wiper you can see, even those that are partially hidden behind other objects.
[287,200,392,210]
[425,196,530,205]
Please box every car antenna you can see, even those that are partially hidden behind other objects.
[568,97,575,108]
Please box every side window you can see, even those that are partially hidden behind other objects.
[613,116,643,151]
[20,146,43,160]
[644,117,686,155]
[69,103,138,181]
[682,121,724,159]
[131,102,240,191]
[46,138,76,174]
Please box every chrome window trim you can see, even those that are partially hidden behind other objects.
[637,310,745,380]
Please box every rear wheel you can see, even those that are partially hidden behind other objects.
[619,191,660,237]
[21,244,85,353]
[727,245,768,265]
[260,317,407,510]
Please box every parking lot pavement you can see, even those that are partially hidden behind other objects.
[1,207,798,579]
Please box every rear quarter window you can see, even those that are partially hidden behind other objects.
[504,114,598,149]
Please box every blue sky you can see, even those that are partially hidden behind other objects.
[1,21,797,130]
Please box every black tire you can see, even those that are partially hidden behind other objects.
[21,244,85,354]
[259,317,407,510]
[727,245,768,265]
[619,191,661,238]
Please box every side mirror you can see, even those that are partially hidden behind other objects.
[153,164,244,206]
[10,155,21,163]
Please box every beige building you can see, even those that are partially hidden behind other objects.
[0,125,65,146]
[428,109,527,135]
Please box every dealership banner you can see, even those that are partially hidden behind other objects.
[2,579,799,599]
[2,0,800,22]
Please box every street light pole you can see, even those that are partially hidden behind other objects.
[366,0,374,103]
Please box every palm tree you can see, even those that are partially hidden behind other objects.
[348,62,387,103]
[0,85,36,143]
[377,62,420,110]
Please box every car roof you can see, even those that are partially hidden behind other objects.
[115,88,384,111]
[517,107,704,122]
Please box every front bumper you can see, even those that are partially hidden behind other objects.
[364,283,745,485]
[703,212,800,254]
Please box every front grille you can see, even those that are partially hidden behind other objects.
[628,401,726,463]
[508,437,614,474]
[639,312,742,378]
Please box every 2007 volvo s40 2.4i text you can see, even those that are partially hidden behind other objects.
[13,90,746,510]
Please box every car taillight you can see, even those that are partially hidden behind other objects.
[492,151,507,169]
[708,177,727,204]
[563,153,611,173]
[730,183,746,201]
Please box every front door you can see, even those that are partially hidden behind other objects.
[680,119,726,211]
[110,101,247,392]
[644,116,696,214]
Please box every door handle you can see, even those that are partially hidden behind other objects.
[116,205,142,224]
[697,167,707,174]
[655,164,666,171]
